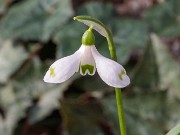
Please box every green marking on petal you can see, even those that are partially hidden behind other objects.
[81,64,95,75]
[119,70,125,80]
[50,67,55,77]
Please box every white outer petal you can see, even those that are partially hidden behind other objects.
[91,46,130,88]
[44,45,85,83]
[80,45,96,76]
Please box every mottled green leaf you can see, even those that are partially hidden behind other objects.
[54,21,86,57]
[0,84,16,108]
[102,92,167,135]
[131,39,159,89]
[143,0,180,37]
[0,0,6,14]
[0,99,31,135]
[111,19,148,64]
[151,34,180,99]
[76,2,115,24]
[166,99,180,132]
[60,98,108,135]
[0,0,73,40]
[42,0,73,40]
[166,123,180,135]
[131,34,180,97]
[0,40,28,84]
[28,83,68,124]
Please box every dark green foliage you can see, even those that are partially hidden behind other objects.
[143,0,180,38]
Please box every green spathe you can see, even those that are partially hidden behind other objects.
[81,64,95,75]
[82,27,95,46]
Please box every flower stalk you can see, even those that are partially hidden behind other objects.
[107,27,127,135]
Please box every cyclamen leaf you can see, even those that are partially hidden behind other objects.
[60,98,108,135]
[131,39,159,89]
[101,92,167,135]
[28,83,67,124]
[131,34,180,98]
[0,40,28,84]
[143,0,180,37]
[151,34,180,99]
[166,124,180,135]
[0,0,73,40]
[0,101,31,135]
[0,84,16,108]
[111,19,148,64]
[54,21,86,57]
[0,0,6,14]
[42,0,73,40]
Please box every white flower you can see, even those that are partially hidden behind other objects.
[44,28,130,88]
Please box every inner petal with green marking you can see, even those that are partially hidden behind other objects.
[119,69,125,80]
[80,45,96,76]
[80,64,95,76]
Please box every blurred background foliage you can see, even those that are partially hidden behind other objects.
[0,0,179,135]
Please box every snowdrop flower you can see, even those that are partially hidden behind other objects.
[44,27,130,88]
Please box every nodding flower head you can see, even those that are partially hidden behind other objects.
[44,27,130,88]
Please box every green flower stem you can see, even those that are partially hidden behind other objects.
[74,16,127,135]
[115,88,127,135]
[107,34,127,135]
[107,36,117,60]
